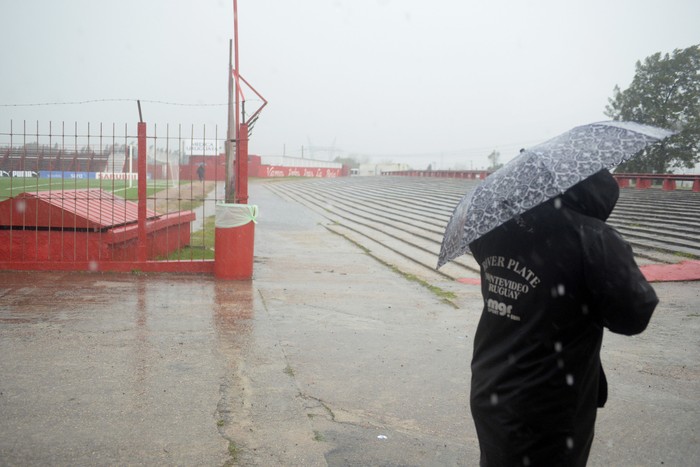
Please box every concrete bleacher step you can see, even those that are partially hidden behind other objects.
[269,184,478,272]
[263,177,700,286]
[106,151,127,173]
[611,221,700,246]
[265,182,479,286]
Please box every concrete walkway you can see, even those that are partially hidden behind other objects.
[0,180,698,466]
[189,181,225,233]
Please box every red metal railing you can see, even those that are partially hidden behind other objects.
[384,169,700,192]
[385,169,490,180]
[0,121,225,273]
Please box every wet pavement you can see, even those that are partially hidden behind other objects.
[1,181,699,466]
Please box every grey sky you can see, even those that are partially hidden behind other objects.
[1,0,699,169]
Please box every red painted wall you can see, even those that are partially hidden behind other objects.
[180,154,226,181]
[180,154,349,181]
[247,155,349,178]
[0,211,194,262]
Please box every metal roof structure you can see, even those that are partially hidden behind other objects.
[0,189,158,230]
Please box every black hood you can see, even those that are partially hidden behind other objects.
[559,169,619,221]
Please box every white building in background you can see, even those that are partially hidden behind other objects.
[357,163,412,176]
[259,155,342,169]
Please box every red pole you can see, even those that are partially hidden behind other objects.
[230,0,265,204]
[233,0,240,137]
[233,0,241,203]
[137,122,148,262]
[236,123,249,204]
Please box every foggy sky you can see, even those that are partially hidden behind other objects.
[1,0,698,169]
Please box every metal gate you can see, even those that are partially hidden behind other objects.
[0,120,225,273]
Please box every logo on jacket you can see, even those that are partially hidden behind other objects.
[481,256,542,322]
[487,298,521,321]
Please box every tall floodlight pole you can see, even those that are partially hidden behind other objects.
[225,40,235,203]
[233,0,240,145]
[226,0,267,204]
[232,0,246,204]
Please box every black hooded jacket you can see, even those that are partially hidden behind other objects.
[468,170,658,467]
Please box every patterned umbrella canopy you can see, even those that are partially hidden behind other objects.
[437,121,674,268]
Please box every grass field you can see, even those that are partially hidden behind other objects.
[0,177,179,201]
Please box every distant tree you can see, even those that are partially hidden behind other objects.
[605,44,700,173]
[487,150,502,171]
[334,155,363,168]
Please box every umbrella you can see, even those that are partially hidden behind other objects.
[437,121,674,268]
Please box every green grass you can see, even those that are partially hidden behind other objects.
[163,215,216,260]
[0,176,179,201]
[226,441,239,465]
[674,250,700,260]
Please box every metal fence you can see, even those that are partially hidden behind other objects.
[0,120,226,273]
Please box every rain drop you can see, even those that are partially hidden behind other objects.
[557,358,565,369]
[16,199,27,214]
[522,455,531,466]
[490,393,499,406]
[554,341,563,352]
[566,437,575,449]
[89,260,99,272]
[581,304,589,315]
[550,284,566,297]
[553,197,562,209]
[566,374,575,386]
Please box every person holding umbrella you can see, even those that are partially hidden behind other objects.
[438,122,673,466]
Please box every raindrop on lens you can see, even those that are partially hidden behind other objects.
[16,199,27,214]
[554,341,563,352]
[557,284,565,296]
[490,393,499,405]
[89,260,99,272]
[581,304,589,315]
[557,358,564,369]
[554,197,562,209]
[566,437,575,449]
[566,374,575,386]
[522,456,531,466]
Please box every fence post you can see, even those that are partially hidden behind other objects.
[137,122,148,262]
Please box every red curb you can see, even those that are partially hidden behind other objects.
[640,260,700,283]
[456,277,481,285]
[459,260,700,286]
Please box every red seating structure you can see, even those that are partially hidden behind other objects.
[613,173,700,192]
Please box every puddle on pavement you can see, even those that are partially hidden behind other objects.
[0,272,258,338]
